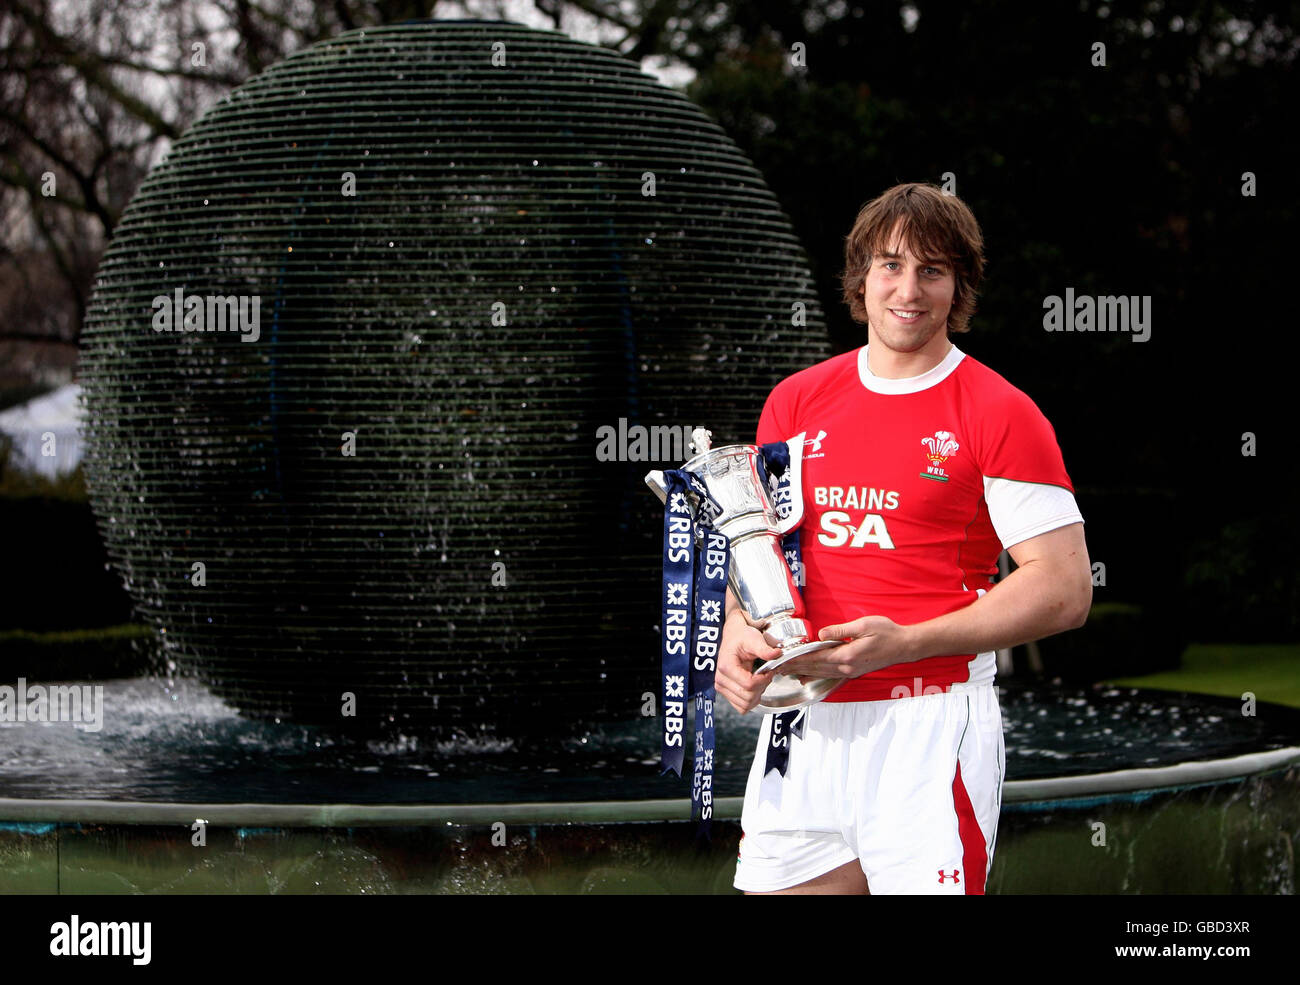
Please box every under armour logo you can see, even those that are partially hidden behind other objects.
[805,429,827,453]
[938,869,961,884]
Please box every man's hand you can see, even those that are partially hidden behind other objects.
[715,614,784,714]
[775,615,918,680]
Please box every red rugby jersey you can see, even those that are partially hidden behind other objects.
[756,344,1077,701]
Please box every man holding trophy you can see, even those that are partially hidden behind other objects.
[712,182,1093,894]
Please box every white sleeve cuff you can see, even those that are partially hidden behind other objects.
[982,476,1084,550]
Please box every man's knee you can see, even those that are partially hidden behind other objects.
[745,859,869,895]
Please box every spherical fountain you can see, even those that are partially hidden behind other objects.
[76,20,828,735]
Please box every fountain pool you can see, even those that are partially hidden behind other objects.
[2,677,1296,893]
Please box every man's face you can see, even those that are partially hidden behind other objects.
[858,226,956,357]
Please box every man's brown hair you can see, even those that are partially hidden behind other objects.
[840,182,986,334]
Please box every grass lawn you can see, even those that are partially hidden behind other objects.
[1105,643,1300,709]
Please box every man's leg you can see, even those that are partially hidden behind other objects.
[733,705,862,893]
[744,859,870,895]
[855,685,1003,894]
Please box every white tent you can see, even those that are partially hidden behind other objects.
[0,382,84,477]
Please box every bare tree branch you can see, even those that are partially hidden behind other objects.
[8,2,181,140]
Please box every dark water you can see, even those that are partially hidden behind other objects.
[1,678,1297,803]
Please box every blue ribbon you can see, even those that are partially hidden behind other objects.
[659,470,694,778]
[763,705,807,778]
[756,442,808,778]
[690,528,728,699]
[692,691,716,830]
[762,525,805,779]
[658,469,730,836]
[690,528,728,832]
[756,440,789,492]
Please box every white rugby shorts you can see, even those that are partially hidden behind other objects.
[734,684,1005,894]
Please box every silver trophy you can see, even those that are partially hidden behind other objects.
[646,428,843,712]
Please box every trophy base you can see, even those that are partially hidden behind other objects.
[754,639,846,713]
[753,638,841,675]
[757,674,845,713]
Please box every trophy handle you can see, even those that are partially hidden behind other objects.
[644,470,669,504]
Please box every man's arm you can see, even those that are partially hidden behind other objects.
[904,521,1092,660]
[725,587,742,622]
[779,522,1092,679]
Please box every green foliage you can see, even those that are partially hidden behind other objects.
[1184,512,1300,641]
[1036,601,1185,682]
[1107,643,1300,708]
[0,432,87,502]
